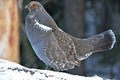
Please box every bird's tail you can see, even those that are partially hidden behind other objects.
[71,29,116,60]
[87,29,116,52]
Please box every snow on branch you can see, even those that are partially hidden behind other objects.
[0,59,112,80]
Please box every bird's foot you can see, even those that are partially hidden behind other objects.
[45,65,52,70]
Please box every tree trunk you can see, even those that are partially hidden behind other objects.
[110,65,114,79]
[94,0,110,33]
[0,0,19,63]
[64,0,86,75]
[64,0,85,38]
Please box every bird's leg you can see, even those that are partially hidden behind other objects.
[45,66,60,71]
[45,65,52,70]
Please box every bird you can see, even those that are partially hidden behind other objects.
[25,1,116,71]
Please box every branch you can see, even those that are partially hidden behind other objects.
[0,59,112,80]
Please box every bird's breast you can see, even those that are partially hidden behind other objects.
[25,23,49,63]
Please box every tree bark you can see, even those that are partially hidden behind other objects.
[94,0,110,33]
[64,0,85,38]
[0,0,19,63]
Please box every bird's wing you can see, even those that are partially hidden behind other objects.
[53,30,80,66]
[43,31,78,70]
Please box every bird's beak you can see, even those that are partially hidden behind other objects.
[25,5,30,11]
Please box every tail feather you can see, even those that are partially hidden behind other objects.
[88,29,116,52]
[70,29,116,60]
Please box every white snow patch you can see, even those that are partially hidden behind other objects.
[0,59,112,80]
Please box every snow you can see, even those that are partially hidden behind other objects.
[0,59,111,80]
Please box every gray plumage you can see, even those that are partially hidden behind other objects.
[25,1,116,71]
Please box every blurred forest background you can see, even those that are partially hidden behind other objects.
[0,0,120,79]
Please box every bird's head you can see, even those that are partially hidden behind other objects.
[25,1,43,11]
